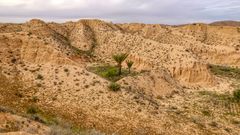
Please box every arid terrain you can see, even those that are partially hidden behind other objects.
[0,19,240,135]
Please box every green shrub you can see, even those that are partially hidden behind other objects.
[64,68,69,72]
[202,110,211,116]
[31,96,39,103]
[15,92,23,98]
[102,67,118,77]
[27,106,39,114]
[36,83,42,87]
[88,65,138,82]
[209,65,240,79]
[108,83,121,91]
[11,58,17,63]
[233,89,240,101]
[36,74,44,80]
[27,32,32,36]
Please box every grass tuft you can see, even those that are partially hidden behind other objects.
[233,88,240,102]
[108,83,121,91]
[36,74,44,80]
[88,65,138,82]
[209,65,240,79]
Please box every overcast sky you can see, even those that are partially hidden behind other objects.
[0,0,239,24]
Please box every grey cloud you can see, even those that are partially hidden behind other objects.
[0,0,239,24]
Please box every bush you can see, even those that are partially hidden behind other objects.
[102,67,118,77]
[108,83,121,91]
[11,58,17,63]
[233,89,240,101]
[31,96,39,103]
[37,74,44,80]
[88,66,119,81]
[27,106,39,114]
[64,68,69,72]
[202,110,211,116]
[209,65,240,79]
[88,65,138,82]
[15,91,23,98]
[36,83,42,87]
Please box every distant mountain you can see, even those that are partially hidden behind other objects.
[210,20,240,27]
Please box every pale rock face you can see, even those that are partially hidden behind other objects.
[20,38,74,65]
[169,62,215,86]
[118,70,182,97]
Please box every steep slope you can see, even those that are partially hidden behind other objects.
[174,24,240,67]
[0,19,183,134]
[71,21,215,86]
[0,112,51,135]
[119,23,240,68]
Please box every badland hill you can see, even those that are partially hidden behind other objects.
[0,19,240,135]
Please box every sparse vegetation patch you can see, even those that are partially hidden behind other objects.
[27,106,39,114]
[88,65,138,82]
[233,88,240,102]
[87,53,137,81]
[199,90,240,115]
[36,74,44,80]
[209,64,240,79]
[108,82,121,91]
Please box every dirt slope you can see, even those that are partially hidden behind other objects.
[0,19,240,135]
[0,112,50,135]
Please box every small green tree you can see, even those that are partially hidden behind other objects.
[112,53,128,75]
[126,60,134,73]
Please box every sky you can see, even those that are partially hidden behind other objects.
[0,0,239,24]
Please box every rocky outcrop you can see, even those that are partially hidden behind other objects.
[68,20,97,51]
[20,38,74,65]
[127,54,153,71]
[0,35,74,65]
[118,70,182,97]
[169,62,215,86]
